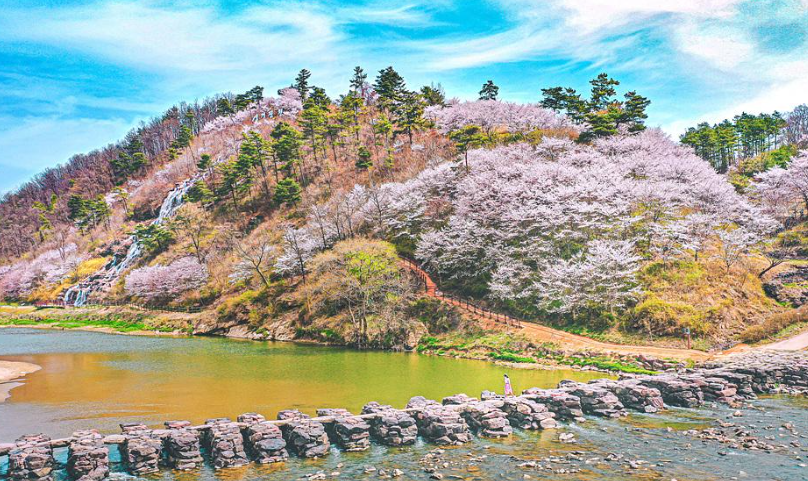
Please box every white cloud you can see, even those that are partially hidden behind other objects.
[675,21,755,70]
[0,116,133,193]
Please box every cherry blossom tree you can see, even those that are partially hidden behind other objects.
[124,256,208,302]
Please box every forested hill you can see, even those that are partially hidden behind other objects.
[2,67,808,350]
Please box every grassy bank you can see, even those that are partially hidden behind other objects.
[417,331,660,375]
[0,306,194,334]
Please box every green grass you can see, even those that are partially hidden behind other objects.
[489,351,536,363]
[563,356,657,375]
[0,317,170,333]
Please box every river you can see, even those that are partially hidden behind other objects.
[0,327,606,440]
[1,328,806,480]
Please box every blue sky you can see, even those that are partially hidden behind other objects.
[1,0,807,194]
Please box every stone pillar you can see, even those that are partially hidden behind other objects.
[120,425,162,475]
[8,435,54,481]
[238,413,287,464]
[283,420,330,458]
[635,376,704,408]
[460,400,512,438]
[67,430,109,481]
[522,388,584,421]
[163,421,203,471]
[203,419,249,469]
[330,417,371,452]
[501,396,557,430]
[361,402,418,447]
[596,379,665,413]
[559,381,627,418]
[416,406,472,445]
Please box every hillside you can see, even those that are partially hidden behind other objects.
[2,68,808,356]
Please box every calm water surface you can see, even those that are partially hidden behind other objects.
[0,327,607,440]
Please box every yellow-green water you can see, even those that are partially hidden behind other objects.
[0,327,607,440]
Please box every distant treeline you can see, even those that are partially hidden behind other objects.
[0,93,235,260]
[681,105,808,173]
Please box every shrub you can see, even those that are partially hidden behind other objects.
[739,306,808,343]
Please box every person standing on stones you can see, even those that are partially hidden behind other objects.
[504,374,514,396]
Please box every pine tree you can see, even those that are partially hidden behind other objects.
[393,90,426,145]
[420,83,445,106]
[274,178,302,205]
[295,69,312,100]
[355,146,373,170]
[478,80,499,100]
[374,66,406,112]
[349,66,367,94]
[449,125,485,173]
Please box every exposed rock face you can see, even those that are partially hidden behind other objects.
[361,402,418,446]
[163,422,203,471]
[203,418,249,469]
[501,396,558,430]
[283,420,330,458]
[67,431,109,481]
[238,413,288,464]
[120,427,162,475]
[459,400,513,437]
[763,265,808,307]
[8,435,54,481]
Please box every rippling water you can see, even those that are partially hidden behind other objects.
[1,328,806,480]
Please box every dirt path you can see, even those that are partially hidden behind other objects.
[759,329,808,351]
[401,260,710,361]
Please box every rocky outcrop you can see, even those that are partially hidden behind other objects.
[763,265,808,307]
[408,397,472,445]
[521,388,584,421]
[587,379,664,413]
[66,431,109,481]
[558,381,627,418]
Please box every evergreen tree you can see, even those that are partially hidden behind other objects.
[448,125,485,173]
[274,178,302,205]
[295,68,312,100]
[217,98,234,115]
[271,122,304,180]
[349,66,367,94]
[374,66,406,111]
[355,146,373,170]
[393,90,427,145]
[420,83,446,107]
[478,80,499,100]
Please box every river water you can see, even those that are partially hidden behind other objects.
[1,328,807,480]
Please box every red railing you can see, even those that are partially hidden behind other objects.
[400,257,521,329]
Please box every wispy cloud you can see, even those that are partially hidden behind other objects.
[1,0,807,193]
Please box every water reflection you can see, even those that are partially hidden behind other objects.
[0,328,607,439]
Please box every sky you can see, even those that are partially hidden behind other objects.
[1,0,807,194]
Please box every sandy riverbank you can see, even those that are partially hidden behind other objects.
[0,360,41,402]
